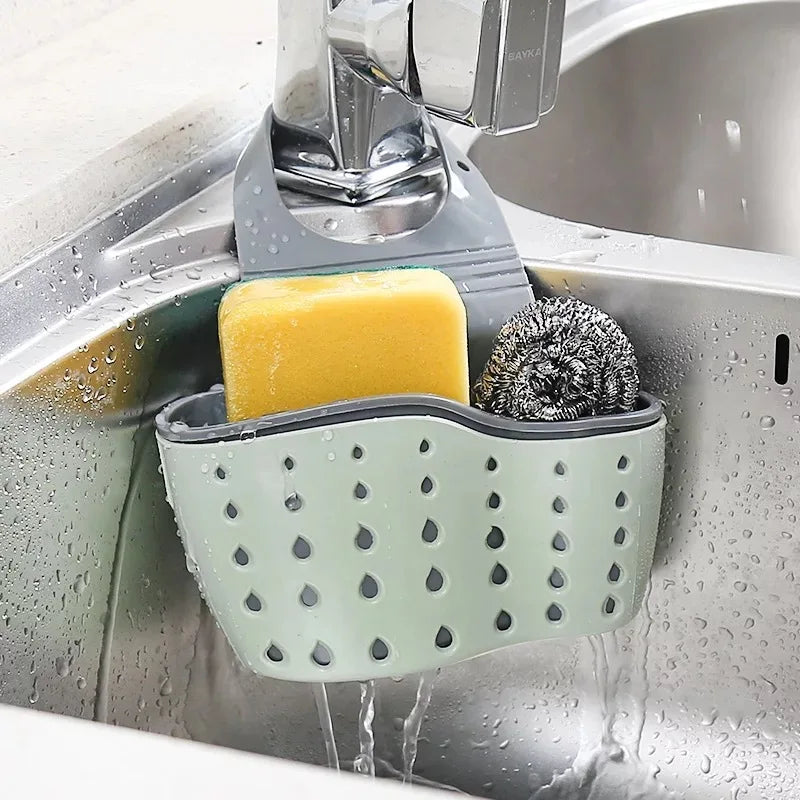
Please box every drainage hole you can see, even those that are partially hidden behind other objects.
[614,527,628,546]
[215,466,226,480]
[486,526,505,549]
[312,642,332,667]
[491,563,508,585]
[421,476,435,495]
[370,638,390,661]
[487,492,501,510]
[546,603,564,623]
[421,519,439,544]
[352,445,364,461]
[300,584,319,607]
[265,644,284,663]
[603,596,618,615]
[233,547,250,566]
[360,574,380,599]
[615,492,628,509]
[354,482,369,500]
[426,567,444,593]
[245,592,262,613]
[552,532,568,552]
[419,439,432,454]
[284,492,303,512]
[608,563,622,583]
[486,457,498,472]
[292,535,312,559]
[435,626,454,649]
[284,456,295,471]
[495,610,512,632]
[548,568,566,589]
[552,496,566,514]
[355,525,375,550]
[554,461,567,477]
[225,502,239,520]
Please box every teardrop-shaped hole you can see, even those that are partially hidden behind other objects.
[608,563,622,583]
[300,584,319,607]
[615,491,628,509]
[283,457,295,471]
[245,592,262,613]
[617,456,630,471]
[233,547,250,566]
[284,492,303,512]
[354,482,369,500]
[355,525,374,550]
[359,574,379,599]
[546,603,564,623]
[548,568,566,589]
[292,536,311,559]
[421,519,439,543]
[311,642,332,667]
[495,610,512,631]
[614,527,627,545]
[352,445,364,460]
[421,476,435,495]
[419,439,431,454]
[370,638,389,661]
[426,567,444,593]
[435,626,453,649]
[225,502,239,520]
[552,532,568,552]
[491,563,508,585]
[215,466,226,480]
[486,526,505,549]
[554,461,567,477]
[552,496,566,514]
[603,596,617,615]
[265,644,284,663]
[486,457,498,472]
[487,492,501,509]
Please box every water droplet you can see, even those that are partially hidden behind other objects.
[759,415,775,429]
[697,188,706,213]
[701,754,712,774]
[73,264,83,278]
[323,218,339,232]
[322,430,333,442]
[159,676,173,696]
[268,244,279,254]
[253,185,263,195]
[87,357,98,373]
[727,350,739,363]
[105,346,117,364]
[725,119,741,151]
[71,245,83,259]
[134,335,145,350]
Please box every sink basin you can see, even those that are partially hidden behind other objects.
[471,1,800,257]
[3,3,800,800]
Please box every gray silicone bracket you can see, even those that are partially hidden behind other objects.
[233,109,534,380]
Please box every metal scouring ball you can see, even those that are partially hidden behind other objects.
[473,296,640,422]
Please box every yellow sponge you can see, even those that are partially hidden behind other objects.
[219,268,469,422]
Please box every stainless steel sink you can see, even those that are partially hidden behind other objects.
[4,3,800,800]
[471,0,800,258]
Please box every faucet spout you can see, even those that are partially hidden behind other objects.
[271,0,565,203]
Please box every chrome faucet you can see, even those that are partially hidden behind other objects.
[271,0,566,204]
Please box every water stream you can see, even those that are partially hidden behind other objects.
[312,683,340,772]
[354,680,376,777]
[533,581,674,800]
[402,669,439,784]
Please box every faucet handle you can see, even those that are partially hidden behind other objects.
[412,0,566,134]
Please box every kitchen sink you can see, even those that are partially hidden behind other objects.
[3,3,800,800]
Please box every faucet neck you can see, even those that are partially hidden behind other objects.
[271,0,442,204]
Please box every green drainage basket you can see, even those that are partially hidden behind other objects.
[155,388,666,683]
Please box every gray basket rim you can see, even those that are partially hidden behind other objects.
[156,387,663,444]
